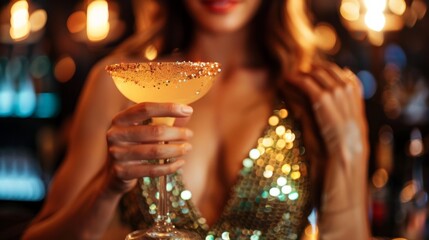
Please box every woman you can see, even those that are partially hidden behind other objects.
[23,0,370,239]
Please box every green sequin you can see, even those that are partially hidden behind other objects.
[120,106,311,239]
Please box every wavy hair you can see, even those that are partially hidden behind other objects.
[114,0,319,80]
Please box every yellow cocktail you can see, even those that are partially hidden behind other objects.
[106,61,220,240]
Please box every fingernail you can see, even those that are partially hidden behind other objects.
[181,105,193,114]
[186,129,194,138]
[183,143,192,152]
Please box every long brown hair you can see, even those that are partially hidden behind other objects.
[114,0,318,77]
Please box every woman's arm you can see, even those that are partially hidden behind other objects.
[286,63,371,240]
[22,60,133,239]
[22,59,194,239]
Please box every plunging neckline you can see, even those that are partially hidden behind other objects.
[122,102,312,239]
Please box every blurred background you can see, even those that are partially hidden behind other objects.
[0,0,428,239]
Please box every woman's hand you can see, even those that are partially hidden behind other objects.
[105,102,194,195]
[286,63,371,239]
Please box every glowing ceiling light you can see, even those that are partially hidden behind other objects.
[363,0,387,12]
[10,0,28,14]
[340,0,424,46]
[365,10,386,31]
[10,0,30,40]
[87,0,110,41]
[340,0,360,21]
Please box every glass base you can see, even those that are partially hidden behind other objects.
[125,223,201,240]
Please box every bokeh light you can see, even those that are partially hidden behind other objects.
[340,0,360,21]
[10,0,30,40]
[372,168,389,188]
[29,9,47,32]
[67,11,86,34]
[35,93,59,118]
[30,55,51,79]
[314,23,339,54]
[411,0,427,20]
[400,181,418,203]
[384,44,407,69]
[389,0,406,15]
[365,11,386,32]
[363,0,387,12]
[145,45,158,60]
[54,56,76,83]
[409,128,423,157]
[87,0,110,41]
[357,70,377,99]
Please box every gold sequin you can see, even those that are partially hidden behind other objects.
[282,164,292,174]
[277,177,287,186]
[278,109,288,118]
[249,148,261,159]
[291,171,301,180]
[268,115,279,126]
[120,104,311,239]
[276,139,286,149]
[275,125,286,136]
[262,137,274,147]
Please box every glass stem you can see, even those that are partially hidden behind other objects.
[156,140,172,227]
[158,160,168,221]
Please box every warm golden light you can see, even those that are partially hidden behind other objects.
[314,23,338,52]
[10,24,30,40]
[340,0,361,21]
[389,0,407,15]
[340,0,424,46]
[365,11,386,31]
[410,139,423,156]
[363,0,387,12]
[54,56,76,83]
[409,128,423,157]
[10,0,30,40]
[278,109,288,118]
[304,224,318,240]
[372,168,389,188]
[10,0,28,14]
[29,9,47,32]
[368,30,384,46]
[144,45,158,61]
[87,0,110,41]
[400,181,418,203]
[67,11,86,34]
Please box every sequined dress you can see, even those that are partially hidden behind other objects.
[120,106,312,239]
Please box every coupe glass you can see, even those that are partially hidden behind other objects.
[106,61,221,240]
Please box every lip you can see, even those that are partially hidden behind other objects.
[201,0,240,14]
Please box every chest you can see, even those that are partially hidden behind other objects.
[180,70,274,222]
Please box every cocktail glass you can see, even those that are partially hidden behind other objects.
[106,61,221,240]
